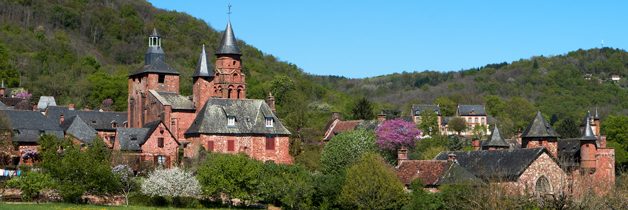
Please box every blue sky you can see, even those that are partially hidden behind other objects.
[148,0,628,78]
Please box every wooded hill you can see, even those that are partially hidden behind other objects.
[0,0,356,146]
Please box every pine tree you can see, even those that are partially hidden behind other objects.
[351,97,374,120]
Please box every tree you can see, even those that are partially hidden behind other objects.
[258,163,314,209]
[196,153,263,204]
[375,119,421,151]
[435,96,457,116]
[320,129,376,175]
[113,165,137,206]
[6,171,55,202]
[141,167,201,198]
[603,115,628,168]
[471,124,488,140]
[449,117,467,135]
[39,136,120,202]
[418,110,438,136]
[338,153,407,210]
[403,180,443,210]
[555,118,580,138]
[351,97,374,120]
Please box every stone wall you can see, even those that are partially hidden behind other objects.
[499,153,566,195]
[192,134,292,164]
[140,122,179,167]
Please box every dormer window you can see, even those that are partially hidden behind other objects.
[265,117,274,128]
[227,116,236,126]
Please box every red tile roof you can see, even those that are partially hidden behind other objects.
[323,119,363,141]
[396,160,450,185]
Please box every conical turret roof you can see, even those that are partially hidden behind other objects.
[581,114,597,141]
[193,45,214,78]
[522,111,560,138]
[485,126,510,148]
[215,21,241,55]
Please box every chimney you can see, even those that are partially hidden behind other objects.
[68,104,75,110]
[397,146,408,165]
[59,114,64,125]
[265,92,276,113]
[331,112,341,121]
[472,138,480,151]
[447,153,457,163]
[377,113,386,123]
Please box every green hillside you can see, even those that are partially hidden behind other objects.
[0,0,354,147]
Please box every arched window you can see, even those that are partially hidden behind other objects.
[535,176,551,194]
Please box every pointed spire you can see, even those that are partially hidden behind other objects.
[151,28,160,37]
[594,107,600,120]
[522,111,560,138]
[582,115,597,141]
[485,125,509,148]
[193,44,214,78]
[215,20,241,55]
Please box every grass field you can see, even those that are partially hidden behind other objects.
[0,202,235,210]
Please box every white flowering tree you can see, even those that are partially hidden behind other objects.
[113,165,136,206]
[141,167,201,198]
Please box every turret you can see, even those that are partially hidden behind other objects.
[483,125,509,150]
[193,45,215,111]
[580,113,598,173]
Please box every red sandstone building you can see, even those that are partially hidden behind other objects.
[398,110,615,197]
[119,21,292,166]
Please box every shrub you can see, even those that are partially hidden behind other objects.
[338,153,407,210]
[196,153,263,204]
[258,163,315,210]
[141,167,201,198]
[6,171,55,202]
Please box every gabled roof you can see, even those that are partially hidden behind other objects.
[116,120,163,151]
[46,106,127,131]
[412,104,441,116]
[435,162,484,186]
[193,45,214,78]
[434,148,550,181]
[185,98,290,136]
[61,115,97,144]
[1,110,64,143]
[397,160,450,185]
[522,111,559,138]
[37,96,56,110]
[457,105,486,116]
[323,119,363,141]
[484,126,509,148]
[215,20,241,55]
[149,90,195,110]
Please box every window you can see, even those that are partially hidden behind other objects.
[265,137,275,150]
[227,116,236,126]
[227,140,235,151]
[535,176,551,194]
[265,117,274,127]
[207,141,214,152]
[158,138,164,148]
[156,155,166,166]
[158,74,165,83]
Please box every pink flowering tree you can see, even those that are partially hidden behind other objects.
[375,119,421,151]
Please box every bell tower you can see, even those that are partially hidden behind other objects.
[213,20,246,99]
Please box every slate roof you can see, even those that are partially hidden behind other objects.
[116,121,162,151]
[185,98,290,136]
[1,110,64,143]
[46,106,127,131]
[149,90,195,110]
[412,104,441,116]
[396,160,482,186]
[215,21,241,55]
[193,45,214,78]
[457,105,486,116]
[61,115,97,144]
[129,29,179,76]
[558,139,580,168]
[522,111,559,138]
[483,126,509,148]
[36,96,56,110]
[434,148,550,181]
[581,115,597,141]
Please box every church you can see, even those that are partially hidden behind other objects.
[116,20,293,167]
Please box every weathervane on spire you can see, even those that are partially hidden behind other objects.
[227,3,232,19]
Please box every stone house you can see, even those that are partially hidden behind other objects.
[114,121,180,168]
[0,110,64,165]
[124,21,293,164]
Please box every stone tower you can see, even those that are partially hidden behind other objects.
[192,45,214,112]
[213,20,246,99]
[580,113,598,172]
[521,111,560,158]
[128,28,180,128]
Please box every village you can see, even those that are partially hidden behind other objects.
[0,1,626,209]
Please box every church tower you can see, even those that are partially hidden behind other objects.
[128,28,180,127]
[193,45,214,112]
[521,111,560,158]
[213,21,246,99]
